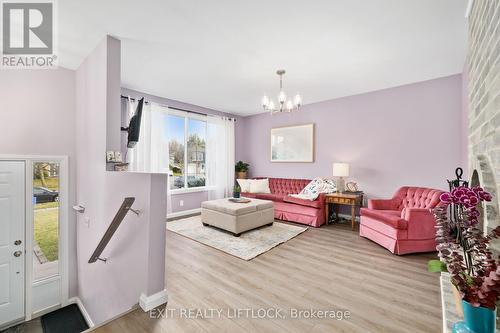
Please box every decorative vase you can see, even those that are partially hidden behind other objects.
[236,171,247,179]
[452,300,496,333]
[233,191,240,198]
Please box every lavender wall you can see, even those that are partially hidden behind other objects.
[121,87,240,214]
[75,36,167,324]
[237,75,463,199]
[0,69,78,298]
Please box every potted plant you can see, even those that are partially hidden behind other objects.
[233,184,241,198]
[428,184,496,333]
[235,161,250,179]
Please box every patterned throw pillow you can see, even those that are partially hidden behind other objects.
[292,177,337,200]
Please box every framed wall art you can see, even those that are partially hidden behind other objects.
[270,123,314,162]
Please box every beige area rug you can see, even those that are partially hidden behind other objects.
[167,215,307,260]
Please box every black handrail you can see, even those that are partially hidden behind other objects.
[88,197,138,263]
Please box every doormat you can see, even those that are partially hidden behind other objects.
[41,304,88,333]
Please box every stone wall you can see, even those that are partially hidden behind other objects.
[467,0,500,231]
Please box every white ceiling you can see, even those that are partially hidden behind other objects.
[59,0,468,116]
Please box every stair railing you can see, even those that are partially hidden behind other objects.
[88,197,140,263]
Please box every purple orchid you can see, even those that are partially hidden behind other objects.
[439,186,491,227]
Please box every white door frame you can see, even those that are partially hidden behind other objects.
[0,155,69,322]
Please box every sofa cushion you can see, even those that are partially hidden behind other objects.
[255,193,286,202]
[283,195,322,208]
[360,208,407,229]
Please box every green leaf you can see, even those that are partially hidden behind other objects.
[428,260,447,273]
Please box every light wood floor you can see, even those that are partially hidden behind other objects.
[93,221,441,333]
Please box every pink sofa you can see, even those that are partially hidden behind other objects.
[359,186,444,255]
[241,178,326,227]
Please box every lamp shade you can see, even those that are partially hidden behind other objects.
[332,163,350,177]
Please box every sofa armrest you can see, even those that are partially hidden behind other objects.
[368,199,396,210]
[403,208,436,240]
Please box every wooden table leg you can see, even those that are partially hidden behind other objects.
[325,203,329,225]
[351,204,355,230]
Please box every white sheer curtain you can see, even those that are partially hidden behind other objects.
[126,99,172,213]
[206,116,235,200]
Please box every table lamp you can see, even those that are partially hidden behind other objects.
[332,163,350,192]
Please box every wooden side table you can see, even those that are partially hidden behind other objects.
[325,192,364,230]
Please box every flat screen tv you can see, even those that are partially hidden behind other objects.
[127,97,144,148]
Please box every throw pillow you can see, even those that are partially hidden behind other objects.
[289,177,336,200]
[249,178,271,193]
[237,179,251,192]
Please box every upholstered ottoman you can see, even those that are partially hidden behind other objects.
[201,198,274,236]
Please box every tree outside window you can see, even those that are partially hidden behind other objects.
[168,115,206,190]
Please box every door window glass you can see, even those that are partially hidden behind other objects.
[33,162,59,281]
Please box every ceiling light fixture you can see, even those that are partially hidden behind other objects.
[261,69,302,114]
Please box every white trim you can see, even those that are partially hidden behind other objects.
[32,275,60,287]
[167,208,201,219]
[68,297,94,328]
[25,160,33,321]
[139,290,168,312]
[184,116,188,189]
[170,187,210,195]
[0,318,25,331]
[58,157,70,307]
[465,0,474,18]
[30,304,60,319]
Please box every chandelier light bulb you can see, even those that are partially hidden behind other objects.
[268,100,275,111]
[286,100,293,111]
[294,94,302,107]
[278,91,286,104]
[262,95,270,108]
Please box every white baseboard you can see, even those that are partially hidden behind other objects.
[68,297,94,328]
[167,208,201,219]
[139,289,168,312]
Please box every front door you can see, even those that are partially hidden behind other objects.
[0,161,25,326]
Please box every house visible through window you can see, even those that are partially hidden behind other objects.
[167,112,207,190]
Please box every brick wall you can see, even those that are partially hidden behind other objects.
[468,0,500,231]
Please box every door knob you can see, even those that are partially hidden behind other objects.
[13,251,22,257]
[14,240,21,245]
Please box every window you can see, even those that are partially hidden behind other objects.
[168,113,207,190]
[33,162,60,281]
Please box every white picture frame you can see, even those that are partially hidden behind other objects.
[270,123,314,162]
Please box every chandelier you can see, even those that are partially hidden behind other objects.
[261,69,302,114]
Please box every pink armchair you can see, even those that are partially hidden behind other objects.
[359,186,444,255]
